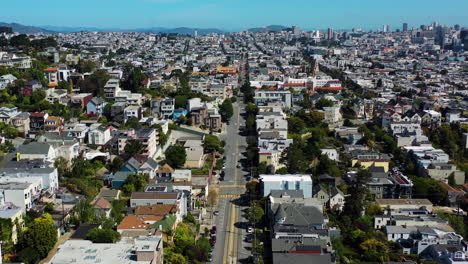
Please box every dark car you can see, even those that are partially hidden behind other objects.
[210,237,216,244]
[211,226,217,234]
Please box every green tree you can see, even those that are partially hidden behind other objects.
[122,174,149,195]
[359,238,389,262]
[315,98,334,110]
[0,36,8,47]
[9,34,30,47]
[18,247,41,264]
[203,135,222,153]
[288,116,305,134]
[164,250,188,264]
[412,176,447,205]
[70,199,96,224]
[20,213,57,259]
[124,139,144,157]
[3,127,19,138]
[365,203,383,216]
[0,218,13,242]
[123,65,147,93]
[86,228,121,243]
[77,60,96,73]
[165,145,187,169]
[78,70,110,96]
[54,156,69,179]
[247,204,264,224]
[281,142,308,174]
[108,156,124,173]
[123,116,142,129]
[175,95,188,109]
[173,223,196,253]
[219,98,234,122]
[343,169,371,218]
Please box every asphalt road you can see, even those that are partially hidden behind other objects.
[212,100,251,264]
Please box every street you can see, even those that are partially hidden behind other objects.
[212,100,251,264]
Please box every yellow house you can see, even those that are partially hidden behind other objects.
[216,65,237,74]
[351,159,390,172]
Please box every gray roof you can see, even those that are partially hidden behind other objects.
[0,167,56,175]
[90,97,105,105]
[270,190,304,198]
[141,158,158,170]
[271,237,325,252]
[273,203,324,226]
[111,171,133,181]
[273,253,331,264]
[17,142,52,155]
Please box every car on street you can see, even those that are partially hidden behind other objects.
[213,210,219,216]
[247,226,253,233]
[237,164,241,168]
[210,237,216,244]
[211,226,217,234]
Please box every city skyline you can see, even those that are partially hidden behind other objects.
[1,0,467,31]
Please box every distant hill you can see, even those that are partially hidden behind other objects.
[0,22,54,34]
[2,22,225,35]
[137,27,225,35]
[41,25,106,33]
[247,25,288,33]
[40,25,224,35]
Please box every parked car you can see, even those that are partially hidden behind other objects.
[213,210,219,216]
[247,226,253,233]
[211,226,217,234]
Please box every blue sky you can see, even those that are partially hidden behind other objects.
[1,0,467,30]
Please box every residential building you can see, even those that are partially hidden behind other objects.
[47,235,164,264]
[260,174,313,198]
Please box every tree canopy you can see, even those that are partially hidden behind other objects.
[165,145,187,169]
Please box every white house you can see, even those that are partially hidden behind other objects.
[88,125,111,146]
[320,147,339,161]
[260,174,313,198]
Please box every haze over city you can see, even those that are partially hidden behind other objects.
[0,2,467,264]
[1,0,468,30]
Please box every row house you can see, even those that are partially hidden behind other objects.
[190,105,222,131]
[254,89,292,109]
[70,93,93,109]
[0,53,32,70]
[152,98,175,119]
[44,116,64,132]
[86,97,106,117]
[88,125,112,146]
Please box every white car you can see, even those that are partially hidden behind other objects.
[247,227,253,233]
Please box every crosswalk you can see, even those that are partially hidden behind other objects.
[219,194,241,198]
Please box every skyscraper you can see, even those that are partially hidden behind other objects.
[382,25,390,33]
[292,26,301,35]
[403,23,408,32]
[461,28,468,50]
[327,28,334,40]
